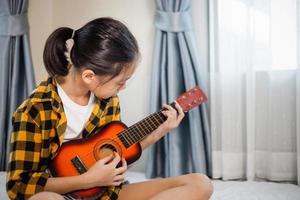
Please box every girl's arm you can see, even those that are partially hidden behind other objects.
[140,102,185,150]
[44,176,86,194]
[6,110,50,200]
[44,153,127,194]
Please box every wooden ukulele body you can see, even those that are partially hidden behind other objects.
[50,121,142,199]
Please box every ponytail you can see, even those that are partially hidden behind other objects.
[43,18,139,78]
[43,27,73,77]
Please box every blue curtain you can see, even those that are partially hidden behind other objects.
[146,0,211,178]
[0,0,36,171]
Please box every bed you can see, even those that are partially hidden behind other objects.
[1,171,300,200]
[126,171,300,200]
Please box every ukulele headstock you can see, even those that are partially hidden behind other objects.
[176,85,208,112]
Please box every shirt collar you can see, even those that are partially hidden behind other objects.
[29,77,113,140]
[29,77,63,113]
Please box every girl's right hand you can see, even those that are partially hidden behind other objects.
[82,152,127,188]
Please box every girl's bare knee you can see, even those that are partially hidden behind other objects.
[29,191,65,200]
[188,173,213,199]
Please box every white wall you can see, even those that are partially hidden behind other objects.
[28,0,208,172]
[28,0,53,82]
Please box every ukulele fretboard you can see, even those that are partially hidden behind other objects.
[117,103,177,148]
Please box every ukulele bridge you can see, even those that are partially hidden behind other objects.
[71,155,87,174]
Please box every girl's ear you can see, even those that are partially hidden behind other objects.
[81,69,96,84]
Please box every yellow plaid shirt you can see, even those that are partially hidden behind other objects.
[6,77,122,200]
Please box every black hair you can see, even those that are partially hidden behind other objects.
[43,17,139,77]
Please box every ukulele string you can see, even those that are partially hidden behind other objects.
[77,111,166,160]
[77,93,202,160]
[76,126,140,160]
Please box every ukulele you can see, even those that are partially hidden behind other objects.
[49,85,208,199]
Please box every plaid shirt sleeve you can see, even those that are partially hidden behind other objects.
[6,104,49,200]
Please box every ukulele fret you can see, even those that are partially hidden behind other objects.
[129,125,144,141]
[154,111,166,123]
[144,116,157,131]
[117,134,130,148]
[133,126,145,140]
[122,131,134,146]
[127,131,136,145]
[138,121,152,135]
[150,113,162,125]
[129,128,139,142]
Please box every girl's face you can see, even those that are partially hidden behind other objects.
[84,64,137,99]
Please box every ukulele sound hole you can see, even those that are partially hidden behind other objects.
[93,139,122,161]
[98,145,116,160]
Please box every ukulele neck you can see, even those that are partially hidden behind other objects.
[117,103,177,148]
[117,85,207,149]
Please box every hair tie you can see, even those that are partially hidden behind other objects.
[65,31,75,64]
[71,29,76,39]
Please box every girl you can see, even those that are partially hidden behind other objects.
[6,17,213,200]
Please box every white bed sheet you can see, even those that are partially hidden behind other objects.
[211,180,300,200]
[1,171,300,200]
[126,171,300,200]
[0,172,8,199]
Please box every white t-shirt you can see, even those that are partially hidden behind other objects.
[56,83,95,142]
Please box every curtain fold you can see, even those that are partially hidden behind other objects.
[297,69,300,185]
[209,0,300,184]
[297,0,300,184]
[0,0,35,171]
[146,0,211,178]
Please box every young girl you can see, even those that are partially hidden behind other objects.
[6,17,213,200]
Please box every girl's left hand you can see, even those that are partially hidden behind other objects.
[159,101,185,135]
[140,101,185,150]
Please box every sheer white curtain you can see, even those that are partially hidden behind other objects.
[209,0,300,184]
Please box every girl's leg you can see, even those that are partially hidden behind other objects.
[28,191,65,200]
[119,173,213,200]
